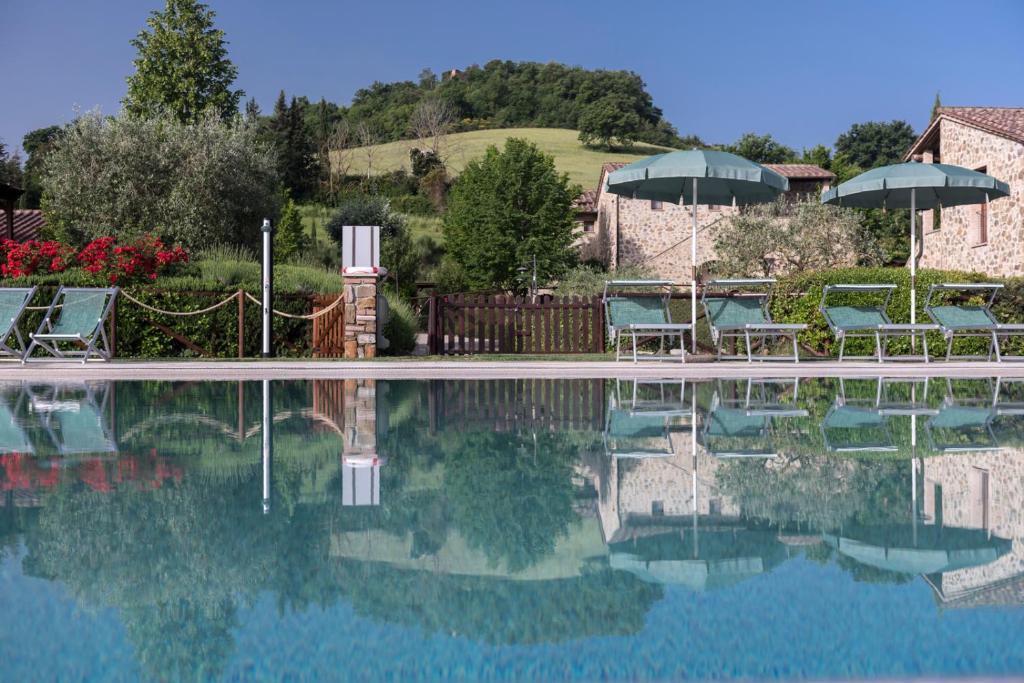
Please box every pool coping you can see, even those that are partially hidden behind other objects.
[2,359,1024,380]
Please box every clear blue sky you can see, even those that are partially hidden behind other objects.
[5,0,1023,156]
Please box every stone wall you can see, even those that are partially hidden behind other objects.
[342,274,379,359]
[919,119,1024,276]
[594,191,735,282]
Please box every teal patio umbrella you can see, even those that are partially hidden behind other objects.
[606,150,789,353]
[821,162,1010,327]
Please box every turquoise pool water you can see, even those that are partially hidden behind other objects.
[2,376,1024,681]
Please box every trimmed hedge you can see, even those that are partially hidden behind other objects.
[769,266,1024,358]
[8,273,324,359]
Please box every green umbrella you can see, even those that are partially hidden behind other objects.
[821,162,1009,327]
[606,150,789,353]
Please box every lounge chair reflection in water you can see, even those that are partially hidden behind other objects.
[702,378,808,458]
[27,383,117,456]
[926,379,1001,453]
[604,379,691,459]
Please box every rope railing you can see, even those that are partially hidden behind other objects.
[242,291,345,320]
[120,290,242,316]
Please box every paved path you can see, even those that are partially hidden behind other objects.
[2,359,1023,381]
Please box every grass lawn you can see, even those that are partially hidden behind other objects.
[336,128,672,189]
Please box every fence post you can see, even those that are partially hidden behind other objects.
[427,292,437,355]
[237,290,245,359]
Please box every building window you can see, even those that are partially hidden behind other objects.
[651,500,664,517]
[583,221,594,233]
[650,200,663,211]
[975,166,988,244]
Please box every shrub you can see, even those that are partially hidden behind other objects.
[274,197,308,262]
[553,263,657,297]
[0,240,75,277]
[381,289,417,355]
[77,234,188,285]
[41,111,280,250]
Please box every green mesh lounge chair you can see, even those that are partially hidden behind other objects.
[0,287,37,361]
[926,404,999,453]
[820,380,899,454]
[26,287,119,363]
[29,382,117,456]
[820,284,938,362]
[603,281,691,363]
[925,283,1024,362]
[701,279,806,362]
[702,392,777,458]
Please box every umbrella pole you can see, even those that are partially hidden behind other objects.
[910,189,917,347]
[691,178,698,355]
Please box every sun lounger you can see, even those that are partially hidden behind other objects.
[0,392,33,455]
[925,283,1024,362]
[0,287,37,361]
[26,287,118,363]
[701,279,806,362]
[603,281,691,363]
[926,404,999,453]
[702,379,809,458]
[820,284,938,362]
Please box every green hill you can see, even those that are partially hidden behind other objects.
[338,128,673,190]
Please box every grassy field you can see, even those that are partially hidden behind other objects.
[299,204,444,247]
[336,128,672,189]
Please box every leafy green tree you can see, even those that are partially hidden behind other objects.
[17,125,61,208]
[577,93,644,149]
[275,195,308,261]
[727,132,797,163]
[41,112,280,249]
[0,139,22,187]
[443,138,578,292]
[800,144,832,170]
[124,0,243,123]
[834,120,916,169]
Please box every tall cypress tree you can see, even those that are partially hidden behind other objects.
[269,92,316,200]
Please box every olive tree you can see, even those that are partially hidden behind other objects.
[41,111,280,249]
[713,199,881,278]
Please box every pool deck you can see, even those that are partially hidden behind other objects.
[2,359,1024,380]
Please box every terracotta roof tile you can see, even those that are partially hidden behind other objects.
[764,163,835,180]
[573,189,598,213]
[937,106,1024,145]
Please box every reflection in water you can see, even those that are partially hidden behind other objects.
[1,376,1024,680]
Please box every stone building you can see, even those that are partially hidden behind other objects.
[573,162,834,282]
[905,107,1024,277]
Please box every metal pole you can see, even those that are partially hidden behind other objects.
[261,218,273,358]
[261,378,272,515]
[532,253,537,301]
[691,177,698,355]
[910,189,917,328]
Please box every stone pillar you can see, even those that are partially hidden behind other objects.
[342,273,381,359]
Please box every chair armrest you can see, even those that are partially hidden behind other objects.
[743,323,806,331]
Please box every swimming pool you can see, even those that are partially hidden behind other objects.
[2,376,1024,681]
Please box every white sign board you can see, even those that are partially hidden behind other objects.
[341,225,380,273]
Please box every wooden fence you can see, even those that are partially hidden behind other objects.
[427,293,604,355]
[311,295,347,358]
[428,378,606,433]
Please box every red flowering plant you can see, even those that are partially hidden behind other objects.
[0,239,75,278]
[77,234,189,285]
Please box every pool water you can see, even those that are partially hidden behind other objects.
[2,376,1024,681]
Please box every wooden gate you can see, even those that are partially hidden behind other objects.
[427,294,604,355]
[311,294,347,358]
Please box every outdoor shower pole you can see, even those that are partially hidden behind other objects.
[262,378,272,515]
[261,218,273,358]
[910,189,917,352]
[691,178,698,354]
